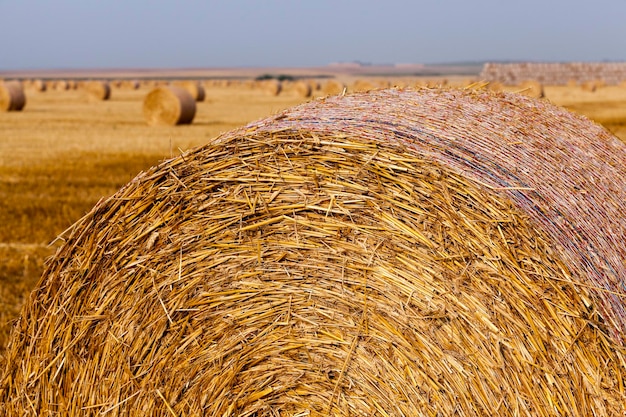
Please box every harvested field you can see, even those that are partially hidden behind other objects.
[1,87,625,415]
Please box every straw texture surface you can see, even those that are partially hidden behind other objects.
[2,88,626,416]
[143,86,196,126]
[0,81,26,111]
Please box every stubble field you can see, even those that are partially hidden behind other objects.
[1,76,626,360]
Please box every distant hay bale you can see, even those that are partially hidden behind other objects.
[143,86,196,126]
[2,88,626,416]
[242,79,256,89]
[581,80,598,92]
[84,80,111,101]
[262,79,282,96]
[517,79,544,98]
[352,79,376,92]
[322,79,345,95]
[176,80,206,102]
[309,79,321,91]
[32,79,47,92]
[54,80,69,91]
[120,80,140,90]
[293,80,312,98]
[0,81,26,111]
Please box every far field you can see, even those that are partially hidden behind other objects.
[1,73,626,358]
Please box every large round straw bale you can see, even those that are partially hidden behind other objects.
[143,86,196,126]
[0,81,26,111]
[2,89,626,416]
[176,80,206,101]
[83,80,111,101]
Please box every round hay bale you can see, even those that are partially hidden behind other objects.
[352,79,375,92]
[143,86,196,126]
[83,80,111,101]
[0,81,26,111]
[307,79,321,91]
[176,80,206,102]
[32,79,47,92]
[293,80,312,98]
[2,88,626,416]
[323,79,346,96]
[262,79,282,96]
[120,79,140,90]
[581,80,598,92]
[54,79,69,91]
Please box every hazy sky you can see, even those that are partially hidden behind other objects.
[1,0,625,70]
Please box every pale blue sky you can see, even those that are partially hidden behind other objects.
[1,0,625,70]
